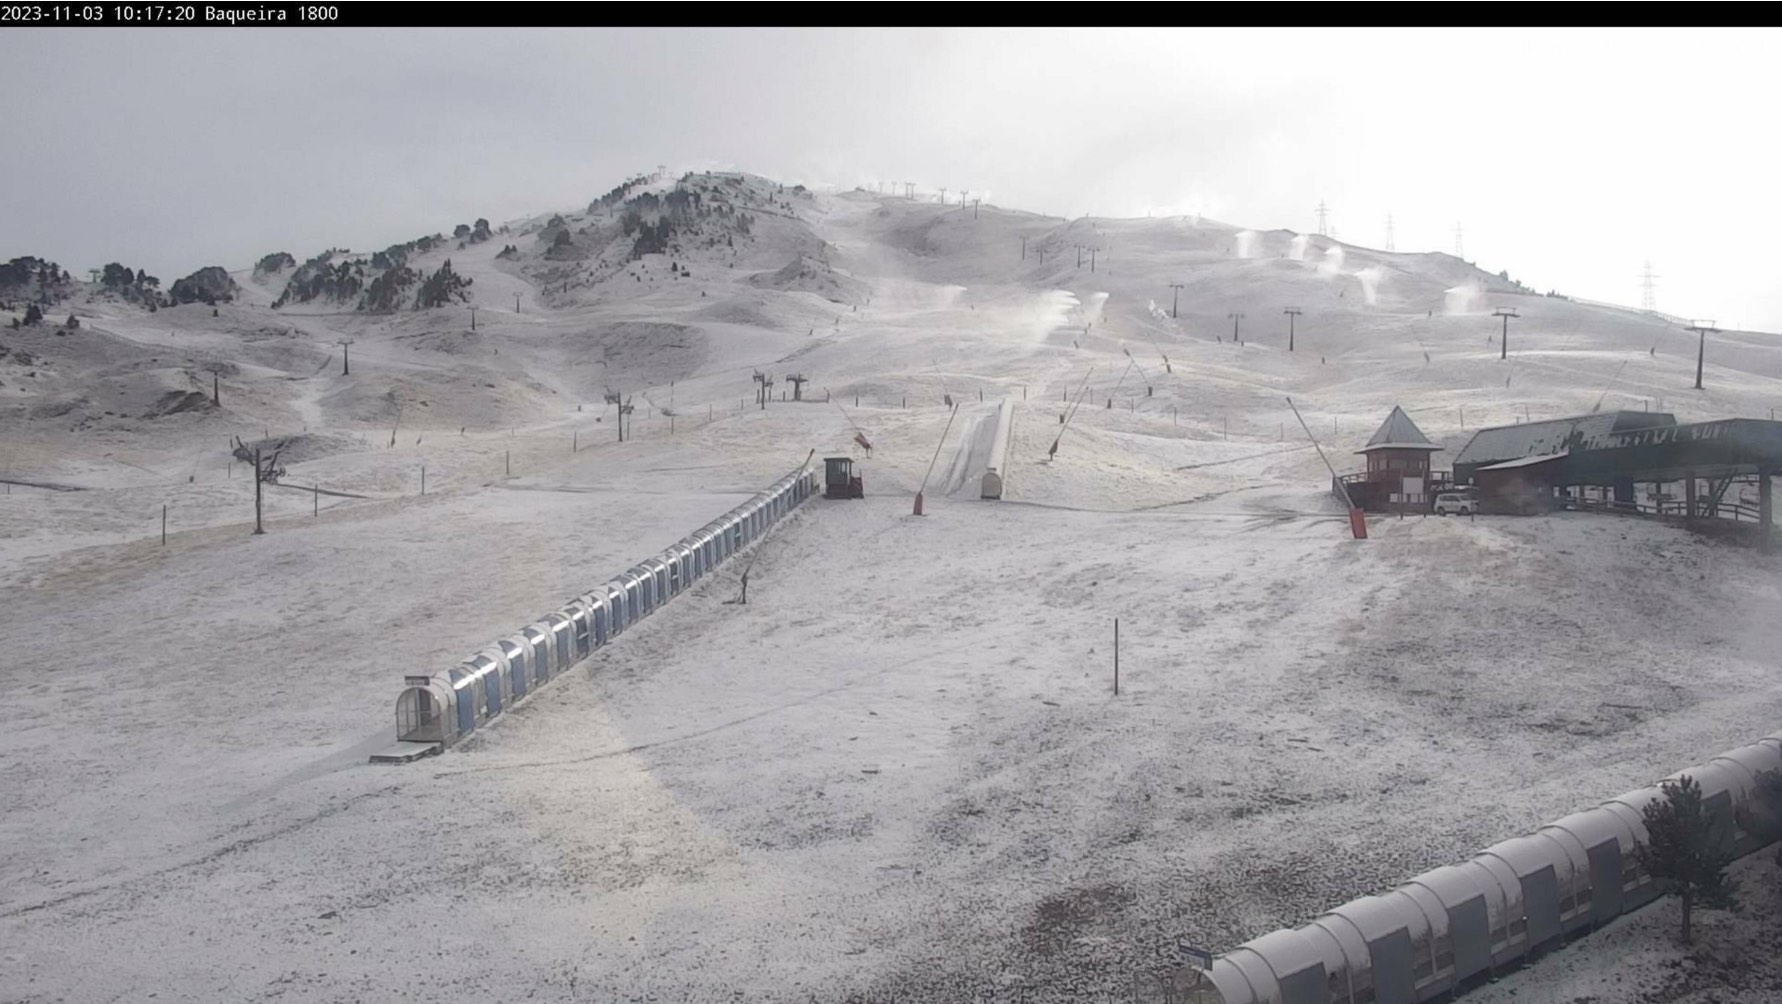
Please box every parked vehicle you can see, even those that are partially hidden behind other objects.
[1433,492,1477,516]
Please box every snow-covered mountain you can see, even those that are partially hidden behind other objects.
[3,172,1779,1004]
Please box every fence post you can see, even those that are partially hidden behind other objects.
[161,504,167,545]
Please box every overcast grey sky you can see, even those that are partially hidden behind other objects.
[4,27,1778,329]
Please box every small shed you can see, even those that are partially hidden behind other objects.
[1474,452,1569,514]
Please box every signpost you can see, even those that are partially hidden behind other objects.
[1177,942,1214,971]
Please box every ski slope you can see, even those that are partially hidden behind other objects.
[4,176,1781,1003]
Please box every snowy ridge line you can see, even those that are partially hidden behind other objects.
[382,461,820,757]
[1201,728,1782,1004]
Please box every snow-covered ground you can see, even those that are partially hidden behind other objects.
[3,178,1781,1002]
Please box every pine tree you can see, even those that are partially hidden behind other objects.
[1636,774,1738,944]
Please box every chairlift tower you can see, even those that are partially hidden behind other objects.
[1493,308,1518,361]
[1685,320,1719,390]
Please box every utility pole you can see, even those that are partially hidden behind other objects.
[604,391,623,441]
[938,187,947,205]
[1228,312,1245,344]
[1454,223,1465,259]
[1284,307,1302,352]
[1169,283,1185,319]
[1075,244,1084,268]
[1493,307,1518,360]
[787,373,808,401]
[1686,320,1718,390]
[252,448,265,535]
[336,338,353,376]
[514,292,521,313]
[1384,213,1395,252]
[1090,248,1097,273]
[973,198,980,219]
[201,360,226,405]
[470,306,477,331]
[1020,236,1027,260]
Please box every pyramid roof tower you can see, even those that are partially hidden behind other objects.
[1357,405,1441,454]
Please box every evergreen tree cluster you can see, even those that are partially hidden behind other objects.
[273,251,362,309]
[360,266,421,312]
[96,262,163,310]
[614,177,757,261]
[274,224,473,311]
[0,256,74,303]
[254,251,296,275]
[587,173,654,214]
[452,218,493,245]
[414,259,472,309]
[168,266,239,305]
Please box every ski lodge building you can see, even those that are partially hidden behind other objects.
[1335,405,1782,550]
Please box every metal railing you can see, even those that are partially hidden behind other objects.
[1572,495,1768,524]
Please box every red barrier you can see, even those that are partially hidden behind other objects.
[1349,508,1368,540]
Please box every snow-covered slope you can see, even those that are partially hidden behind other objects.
[3,173,1780,1004]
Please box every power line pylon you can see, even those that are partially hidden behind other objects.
[1315,200,1330,237]
[1640,260,1660,312]
[1384,214,1396,252]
